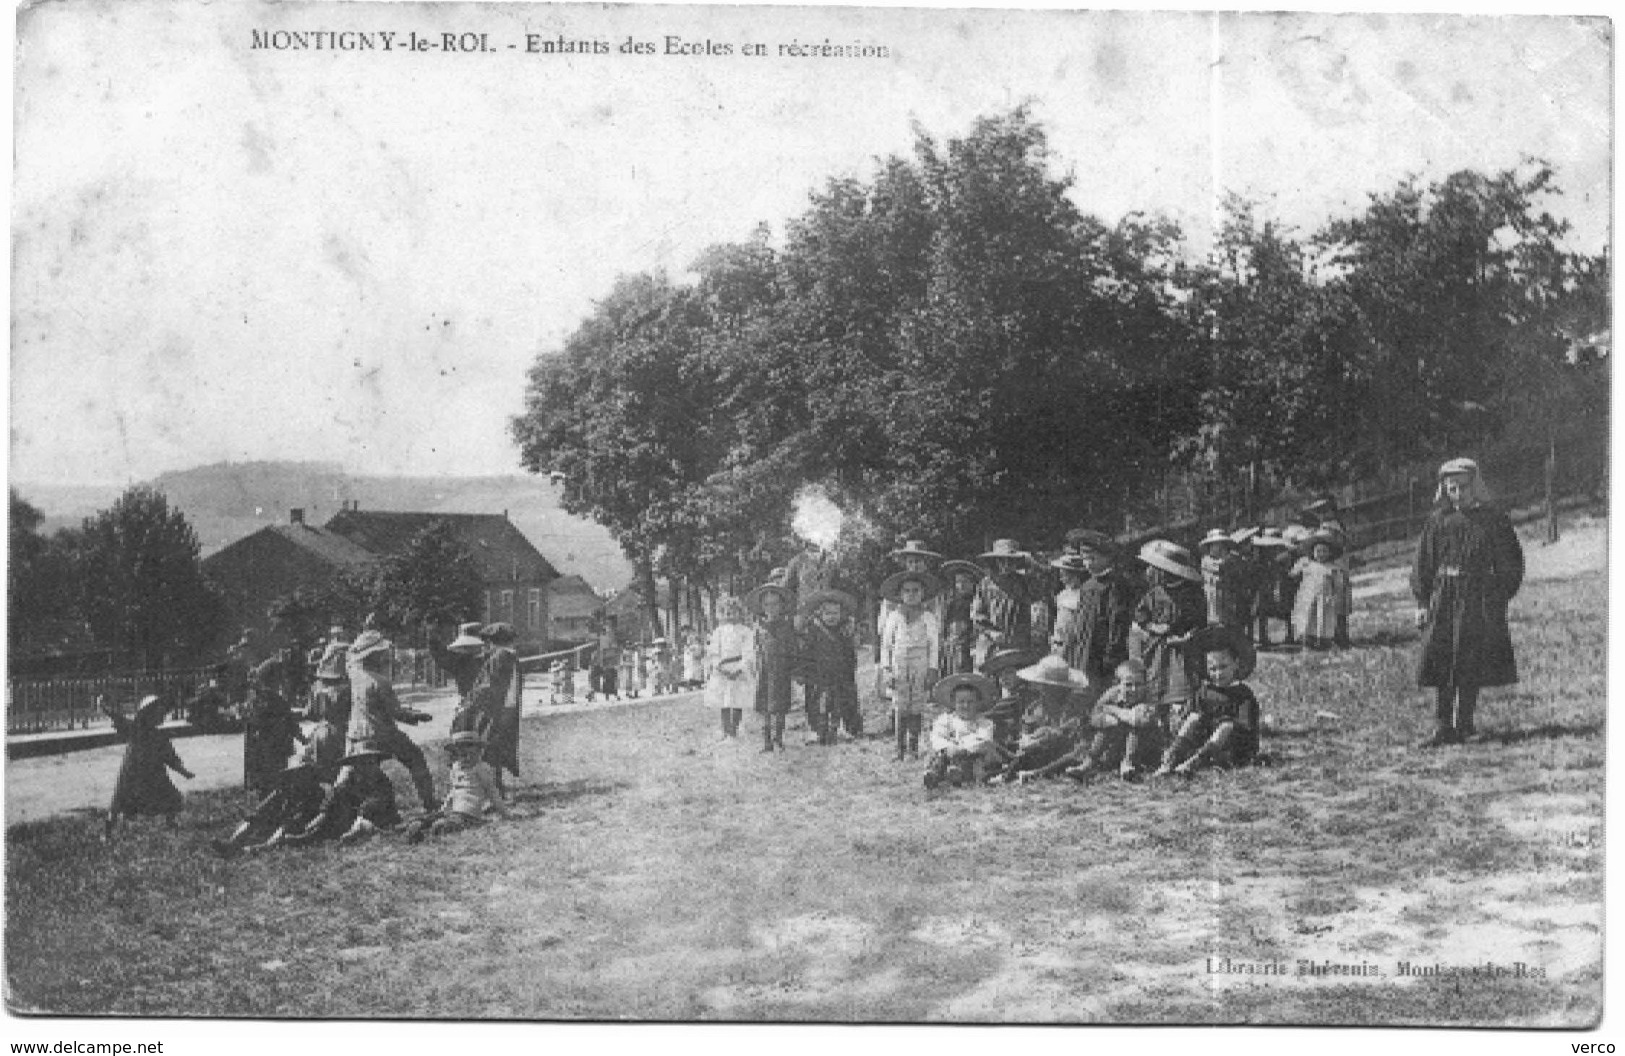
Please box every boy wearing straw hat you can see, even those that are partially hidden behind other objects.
[923,673,1003,789]
[347,630,438,814]
[1132,540,1208,725]
[800,589,863,745]
[880,570,943,759]
[432,621,487,728]
[746,582,800,752]
[1156,626,1261,776]
[1199,529,1248,632]
[302,640,353,770]
[990,655,1089,783]
[404,730,508,842]
[972,539,1040,660]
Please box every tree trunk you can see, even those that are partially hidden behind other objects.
[665,574,684,642]
[634,556,661,643]
[1546,428,1560,544]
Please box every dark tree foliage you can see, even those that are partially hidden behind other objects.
[370,521,486,643]
[72,486,223,667]
[513,111,1606,608]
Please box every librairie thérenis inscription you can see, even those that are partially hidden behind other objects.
[250,29,893,59]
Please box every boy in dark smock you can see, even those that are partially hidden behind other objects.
[799,590,863,745]
[747,583,799,752]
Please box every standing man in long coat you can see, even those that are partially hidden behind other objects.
[1411,458,1524,747]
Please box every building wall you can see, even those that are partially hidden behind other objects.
[482,580,550,652]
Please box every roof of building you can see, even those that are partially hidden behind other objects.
[204,523,378,572]
[548,574,601,597]
[323,509,560,583]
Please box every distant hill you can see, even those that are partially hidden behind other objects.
[15,461,633,592]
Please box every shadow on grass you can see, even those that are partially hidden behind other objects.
[1479,721,1605,746]
[509,778,629,807]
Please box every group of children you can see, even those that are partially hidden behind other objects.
[700,529,1276,786]
[578,633,705,703]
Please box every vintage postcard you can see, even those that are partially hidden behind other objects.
[5,0,1611,1040]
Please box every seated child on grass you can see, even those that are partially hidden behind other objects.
[977,648,1038,750]
[1019,659,1158,783]
[992,655,1088,783]
[406,731,508,842]
[923,674,1004,789]
[1155,627,1260,777]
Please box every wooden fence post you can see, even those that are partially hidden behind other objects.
[1546,429,1561,544]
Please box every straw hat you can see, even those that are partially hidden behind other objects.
[339,741,389,767]
[448,621,485,655]
[1137,540,1201,583]
[1199,529,1234,553]
[930,672,997,711]
[744,582,795,616]
[1051,552,1091,574]
[1281,524,1314,548]
[1305,497,1339,515]
[879,570,943,604]
[800,589,858,617]
[1437,457,1479,479]
[1252,528,1289,549]
[889,540,943,562]
[1066,529,1119,556]
[981,648,1039,676]
[348,630,391,662]
[1230,526,1261,545]
[1016,655,1090,690]
[314,644,349,681]
[1303,530,1345,559]
[135,694,167,723]
[979,539,1031,562]
[448,730,485,749]
[939,559,985,582]
[1189,624,1258,681]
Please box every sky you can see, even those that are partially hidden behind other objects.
[8,0,1612,487]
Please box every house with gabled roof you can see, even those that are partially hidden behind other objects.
[203,504,563,651]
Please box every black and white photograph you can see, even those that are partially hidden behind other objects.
[4,0,1613,1039]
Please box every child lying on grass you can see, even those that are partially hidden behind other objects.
[281,745,403,846]
[210,760,335,857]
[405,731,508,843]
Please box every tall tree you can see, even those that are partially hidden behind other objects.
[74,486,222,667]
[370,521,485,644]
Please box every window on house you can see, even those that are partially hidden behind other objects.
[501,590,515,623]
[528,588,542,630]
[485,590,493,622]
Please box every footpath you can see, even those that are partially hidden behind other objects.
[4,681,700,828]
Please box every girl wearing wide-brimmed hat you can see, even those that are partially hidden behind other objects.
[1047,551,1092,669]
[880,570,942,760]
[972,539,1040,662]
[874,540,947,713]
[746,583,799,752]
[1290,532,1351,650]
[1410,458,1524,747]
[99,693,195,840]
[705,596,757,741]
[1131,540,1209,718]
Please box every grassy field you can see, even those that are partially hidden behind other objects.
[5,519,1605,1024]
